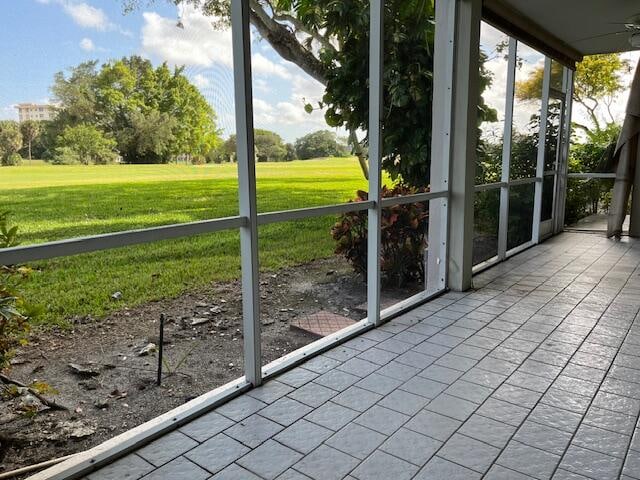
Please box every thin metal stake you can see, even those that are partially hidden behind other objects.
[157,313,165,386]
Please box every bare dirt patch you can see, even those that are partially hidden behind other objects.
[0,257,417,475]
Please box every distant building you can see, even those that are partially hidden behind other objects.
[16,103,56,122]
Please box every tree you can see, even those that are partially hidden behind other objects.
[285,143,297,161]
[123,0,495,187]
[254,129,287,161]
[212,136,237,163]
[0,121,23,166]
[118,110,177,164]
[51,61,98,124]
[54,124,118,165]
[516,54,631,137]
[295,130,349,159]
[19,120,42,162]
[52,56,221,163]
[215,129,288,162]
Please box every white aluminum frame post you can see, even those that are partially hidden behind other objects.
[443,0,482,291]
[532,57,552,242]
[231,0,261,386]
[427,0,455,294]
[497,37,517,260]
[555,68,574,233]
[367,0,384,327]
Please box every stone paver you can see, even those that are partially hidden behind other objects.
[224,414,284,448]
[380,427,442,466]
[290,311,355,338]
[85,233,640,480]
[185,434,250,474]
[274,419,333,454]
[325,423,386,460]
[88,455,153,480]
[137,431,198,467]
[141,456,210,480]
[237,440,303,480]
[350,451,418,480]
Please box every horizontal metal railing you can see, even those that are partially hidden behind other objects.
[474,176,542,193]
[0,194,449,265]
[380,190,448,207]
[0,216,247,265]
[474,181,506,192]
[257,200,373,225]
[567,172,616,179]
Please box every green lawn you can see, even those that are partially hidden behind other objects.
[0,158,367,325]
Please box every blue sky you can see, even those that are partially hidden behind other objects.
[0,0,330,142]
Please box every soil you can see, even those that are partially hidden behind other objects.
[0,257,416,476]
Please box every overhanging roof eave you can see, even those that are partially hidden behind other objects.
[483,0,583,69]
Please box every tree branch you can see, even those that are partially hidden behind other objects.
[248,0,327,85]
[576,96,602,133]
[271,11,337,54]
[572,122,593,136]
[348,130,369,179]
[604,96,616,124]
[0,374,69,412]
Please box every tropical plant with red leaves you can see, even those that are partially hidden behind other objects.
[332,185,429,286]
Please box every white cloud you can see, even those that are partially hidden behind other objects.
[36,0,130,35]
[291,74,323,105]
[141,7,233,68]
[251,53,291,80]
[254,78,271,93]
[79,37,95,51]
[253,98,277,124]
[192,73,211,88]
[252,72,329,136]
[63,1,108,30]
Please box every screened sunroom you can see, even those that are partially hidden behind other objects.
[2,0,640,479]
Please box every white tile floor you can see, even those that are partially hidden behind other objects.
[84,232,640,480]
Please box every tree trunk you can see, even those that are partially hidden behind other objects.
[349,130,369,180]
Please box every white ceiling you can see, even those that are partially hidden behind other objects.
[498,0,640,56]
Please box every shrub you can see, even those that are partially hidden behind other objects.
[0,121,23,166]
[3,153,22,166]
[565,124,621,225]
[51,146,80,165]
[0,212,31,371]
[332,185,429,286]
[54,124,118,165]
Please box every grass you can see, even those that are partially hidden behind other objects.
[0,158,368,325]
